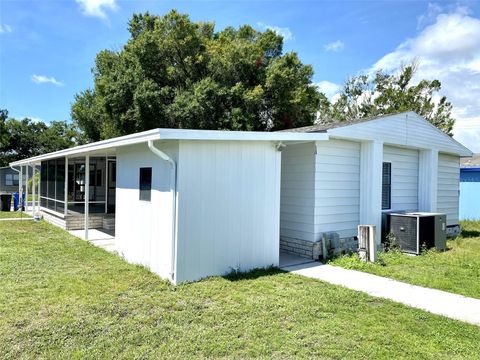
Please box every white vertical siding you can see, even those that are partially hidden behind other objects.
[315,139,361,239]
[280,142,316,242]
[438,153,460,225]
[383,145,419,212]
[115,141,178,280]
[418,150,438,212]
[175,140,281,283]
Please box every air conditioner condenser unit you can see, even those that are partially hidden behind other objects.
[388,213,447,255]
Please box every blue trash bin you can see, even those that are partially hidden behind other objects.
[13,192,25,211]
[13,192,19,211]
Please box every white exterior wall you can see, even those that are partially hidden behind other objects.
[115,141,178,280]
[175,140,281,283]
[315,139,361,239]
[438,153,460,226]
[328,112,471,156]
[280,142,316,242]
[383,145,419,212]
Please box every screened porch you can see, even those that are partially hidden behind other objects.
[39,156,116,216]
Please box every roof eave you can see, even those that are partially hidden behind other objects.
[9,128,329,166]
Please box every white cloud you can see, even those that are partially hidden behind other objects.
[257,22,294,41]
[0,24,12,34]
[76,0,118,19]
[370,5,480,152]
[324,40,344,52]
[31,75,63,86]
[316,81,342,101]
[416,2,443,29]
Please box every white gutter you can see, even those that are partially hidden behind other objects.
[147,140,177,283]
[9,128,329,167]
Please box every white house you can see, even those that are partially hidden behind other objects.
[279,111,471,258]
[9,111,472,283]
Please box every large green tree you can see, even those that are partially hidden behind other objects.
[0,110,80,166]
[72,10,322,141]
[319,63,455,135]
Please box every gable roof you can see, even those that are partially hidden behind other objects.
[284,111,472,157]
[280,112,400,133]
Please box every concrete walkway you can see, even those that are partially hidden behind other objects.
[282,262,480,326]
[69,229,116,253]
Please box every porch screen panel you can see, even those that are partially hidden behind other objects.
[40,161,48,208]
[40,156,110,215]
[47,160,56,199]
[55,159,65,213]
[56,159,65,201]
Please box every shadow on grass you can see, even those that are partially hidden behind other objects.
[461,229,480,238]
[223,266,286,282]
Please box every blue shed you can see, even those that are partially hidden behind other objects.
[460,154,480,220]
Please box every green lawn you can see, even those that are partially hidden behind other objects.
[1,221,479,359]
[330,220,480,299]
[0,211,31,219]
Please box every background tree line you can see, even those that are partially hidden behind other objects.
[0,109,80,167]
[72,10,455,142]
[1,10,456,165]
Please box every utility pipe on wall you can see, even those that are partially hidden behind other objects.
[147,140,177,283]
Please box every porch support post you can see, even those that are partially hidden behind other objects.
[104,155,108,213]
[359,140,383,245]
[25,166,29,213]
[84,155,90,240]
[64,157,68,216]
[37,166,40,213]
[19,166,23,211]
[31,165,35,215]
[418,149,438,212]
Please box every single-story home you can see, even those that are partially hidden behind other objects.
[9,111,472,283]
[459,154,480,220]
[0,166,22,194]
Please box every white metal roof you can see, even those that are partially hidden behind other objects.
[9,128,329,166]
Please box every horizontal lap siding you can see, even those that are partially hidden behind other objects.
[438,154,460,225]
[327,113,469,156]
[383,145,419,212]
[280,142,316,242]
[315,139,360,239]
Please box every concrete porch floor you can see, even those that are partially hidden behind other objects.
[279,251,317,268]
[69,228,116,253]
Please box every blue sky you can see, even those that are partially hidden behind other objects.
[1,0,480,150]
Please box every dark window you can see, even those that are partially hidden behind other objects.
[382,162,391,210]
[5,174,17,186]
[139,167,152,201]
[111,162,116,183]
[96,169,102,187]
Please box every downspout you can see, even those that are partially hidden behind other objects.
[147,140,177,283]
